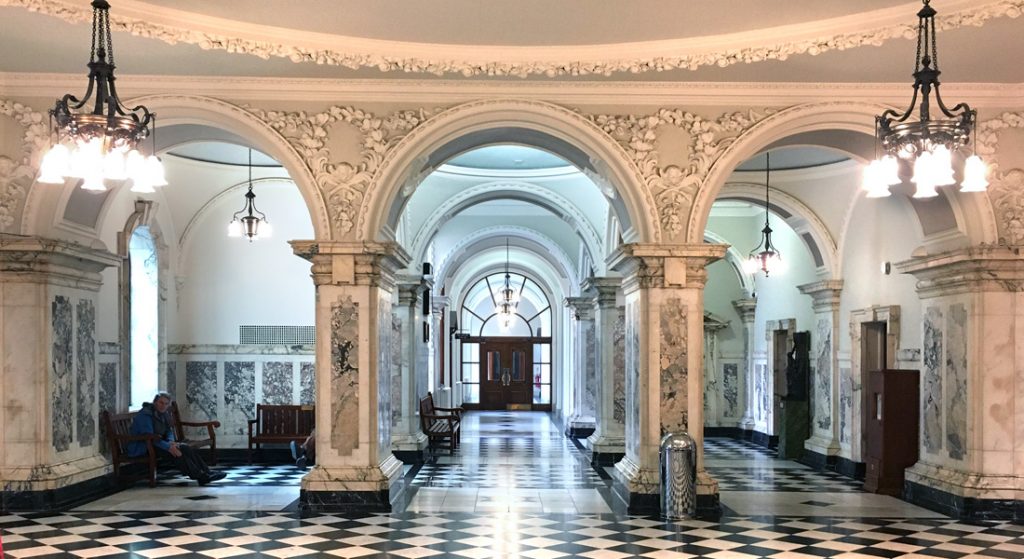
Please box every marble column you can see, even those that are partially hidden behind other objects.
[430,296,450,406]
[585,277,625,465]
[798,280,844,464]
[391,278,429,463]
[292,241,408,512]
[897,246,1024,521]
[607,243,726,516]
[564,294,597,438]
[0,236,120,510]
[733,298,758,433]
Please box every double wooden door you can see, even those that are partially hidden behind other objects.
[479,340,532,409]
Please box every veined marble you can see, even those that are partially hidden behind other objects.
[224,362,256,436]
[76,299,96,447]
[378,297,393,456]
[168,344,314,355]
[923,306,944,454]
[391,313,402,424]
[659,297,688,435]
[840,367,852,445]
[98,362,117,453]
[185,361,218,422]
[263,362,294,405]
[583,319,597,417]
[51,295,73,452]
[946,304,968,461]
[722,363,738,418]
[331,297,359,454]
[97,341,120,355]
[300,362,315,405]
[814,318,832,431]
[625,300,640,458]
[613,311,625,424]
[166,361,177,400]
[754,362,769,433]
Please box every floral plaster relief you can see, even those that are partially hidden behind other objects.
[0,100,46,232]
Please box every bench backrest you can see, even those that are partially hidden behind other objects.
[169,401,187,441]
[255,404,315,436]
[100,409,137,461]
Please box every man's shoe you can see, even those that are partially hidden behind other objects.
[296,456,308,469]
[290,441,300,461]
[197,475,211,486]
[206,471,227,483]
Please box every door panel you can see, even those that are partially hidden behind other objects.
[479,341,533,409]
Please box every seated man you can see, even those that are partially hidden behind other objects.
[128,392,226,485]
[290,428,316,469]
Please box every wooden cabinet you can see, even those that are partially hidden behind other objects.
[863,369,920,496]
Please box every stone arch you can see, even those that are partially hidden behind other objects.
[686,102,998,247]
[21,95,331,241]
[703,230,755,297]
[360,99,659,244]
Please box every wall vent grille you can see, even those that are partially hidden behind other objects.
[239,325,315,345]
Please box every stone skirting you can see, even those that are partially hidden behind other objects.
[610,479,722,519]
[1,475,113,512]
[904,480,1022,522]
[741,429,778,449]
[566,425,596,439]
[799,449,865,481]
[590,450,625,466]
[300,485,405,513]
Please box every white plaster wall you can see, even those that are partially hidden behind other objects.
[703,260,745,355]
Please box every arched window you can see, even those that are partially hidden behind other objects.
[129,226,159,409]
[460,272,551,337]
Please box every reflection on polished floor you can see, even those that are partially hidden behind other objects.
[3,413,1024,558]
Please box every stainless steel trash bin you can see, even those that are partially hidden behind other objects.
[660,432,697,520]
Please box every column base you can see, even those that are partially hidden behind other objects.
[1,456,113,511]
[391,433,429,464]
[903,462,1024,521]
[566,419,596,439]
[609,457,721,518]
[803,433,840,457]
[300,456,405,513]
[587,433,625,466]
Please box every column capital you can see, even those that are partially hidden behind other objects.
[0,235,119,291]
[731,298,758,323]
[431,295,449,316]
[564,296,595,320]
[583,276,620,307]
[291,240,410,289]
[895,245,1024,298]
[798,279,844,313]
[607,243,726,290]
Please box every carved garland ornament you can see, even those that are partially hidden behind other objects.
[588,109,773,237]
[246,106,440,236]
[5,0,1023,78]
[976,112,1024,246]
[0,100,46,231]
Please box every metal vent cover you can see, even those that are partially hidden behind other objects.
[239,325,315,345]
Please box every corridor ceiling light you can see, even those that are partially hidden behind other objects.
[37,1,166,193]
[495,238,519,328]
[865,0,988,199]
[227,149,272,241]
[743,152,784,277]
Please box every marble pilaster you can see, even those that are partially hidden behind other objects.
[584,277,625,465]
[0,236,119,510]
[798,280,843,461]
[732,298,758,432]
[391,278,429,462]
[607,243,726,516]
[292,241,409,512]
[847,305,900,463]
[564,294,597,437]
[896,246,1024,520]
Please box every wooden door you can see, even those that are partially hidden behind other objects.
[479,341,532,410]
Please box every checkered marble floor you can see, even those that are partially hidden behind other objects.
[155,463,306,488]
[712,467,865,492]
[412,462,606,489]
[703,438,778,460]
[3,511,1023,559]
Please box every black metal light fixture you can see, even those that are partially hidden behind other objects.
[864,0,988,198]
[495,238,518,328]
[744,152,783,277]
[38,0,166,193]
[227,149,272,241]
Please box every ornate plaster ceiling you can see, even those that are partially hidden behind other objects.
[0,0,1021,80]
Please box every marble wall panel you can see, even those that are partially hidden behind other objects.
[300,362,315,405]
[814,318,832,431]
[415,327,429,401]
[378,297,393,452]
[75,299,96,447]
[923,306,944,453]
[613,311,626,424]
[51,295,73,452]
[98,361,117,454]
[263,362,294,405]
[625,300,640,458]
[166,361,177,401]
[754,363,769,432]
[840,367,852,444]
[331,297,359,454]
[660,297,688,435]
[224,362,256,436]
[722,363,738,418]
[185,361,218,422]
[946,303,968,460]
[391,313,402,424]
[583,319,597,417]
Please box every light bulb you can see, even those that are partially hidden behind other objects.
[930,146,956,186]
[38,144,70,184]
[81,173,107,192]
[125,150,145,182]
[70,138,103,179]
[146,156,167,187]
[881,155,901,185]
[862,160,891,198]
[960,155,989,192]
[227,220,242,237]
[912,152,939,198]
[130,176,155,194]
[102,148,127,181]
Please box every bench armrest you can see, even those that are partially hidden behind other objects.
[180,420,220,428]
[116,434,160,442]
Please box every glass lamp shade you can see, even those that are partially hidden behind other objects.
[146,156,168,187]
[880,155,901,185]
[960,155,989,192]
[745,250,785,276]
[102,148,127,181]
[862,159,892,198]
[930,146,956,186]
[81,173,107,192]
[911,152,939,198]
[38,144,70,184]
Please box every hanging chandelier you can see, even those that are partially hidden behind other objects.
[496,238,518,328]
[37,0,166,193]
[863,0,988,199]
[227,149,272,241]
[744,152,784,277]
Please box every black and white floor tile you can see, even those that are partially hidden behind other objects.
[703,437,778,460]
[711,467,865,492]
[411,463,606,489]
[155,463,307,488]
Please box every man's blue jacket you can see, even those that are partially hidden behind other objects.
[127,402,175,457]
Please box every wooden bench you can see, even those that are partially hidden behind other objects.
[247,404,315,463]
[170,401,221,464]
[100,410,160,487]
[419,392,463,455]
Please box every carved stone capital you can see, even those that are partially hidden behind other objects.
[732,297,758,323]
[608,243,727,290]
[291,240,410,289]
[895,245,1024,298]
[564,296,595,320]
[431,295,449,317]
[0,235,120,291]
[583,276,621,308]
[797,280,844,313]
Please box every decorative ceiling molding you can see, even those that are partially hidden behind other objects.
[5,0,1023,78]
[0,99,45,231]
